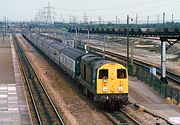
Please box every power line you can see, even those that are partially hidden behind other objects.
[55,0,180,12]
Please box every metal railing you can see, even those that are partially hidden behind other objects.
[134,65,180,104]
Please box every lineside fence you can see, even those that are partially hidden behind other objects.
[129,65,180,104]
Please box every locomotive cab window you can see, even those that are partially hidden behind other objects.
[99,69,108,79]
[117,69,126,79]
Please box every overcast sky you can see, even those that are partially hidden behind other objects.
[0,0,180,23]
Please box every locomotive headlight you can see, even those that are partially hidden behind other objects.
[103,79,107,83]
[118,87,123,92]
[103,77,107,83]
[102,86,108,92]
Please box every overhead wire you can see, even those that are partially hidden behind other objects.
[54,0,180,23]
[56,0,180,12]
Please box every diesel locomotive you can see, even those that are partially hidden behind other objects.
[23,34,128,108]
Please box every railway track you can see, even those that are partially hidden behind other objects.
[23,33,140,125]
[90,46,180,84]
[102,109,141,125]
[13,35,64,125]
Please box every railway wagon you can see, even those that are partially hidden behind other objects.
[41,33,75,48]
[59,47,85,77]
[31,34,46,48]
[69,27,180,36]
[49,42,65,65]
[23,34,129,108]
[29,34,66,64]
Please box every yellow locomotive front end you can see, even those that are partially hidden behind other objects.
[97,63,128,94]
[80,54,128,107]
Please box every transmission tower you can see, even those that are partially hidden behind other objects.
[157,14,160,24]
[69,14,72,23]
[72,15,77,24]
[116,16,118,25]
[83,13,88,24]
[172,14,174,23]
[44,2,55,24]
[135,14,138,25]
[99,16,102,24]
[147,16,149,26]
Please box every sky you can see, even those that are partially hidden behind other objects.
[0,0,180,23]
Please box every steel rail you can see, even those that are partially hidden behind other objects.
[13,35,65,125]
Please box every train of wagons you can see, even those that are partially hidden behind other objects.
[23,34,128,108]
[68,27,180,36]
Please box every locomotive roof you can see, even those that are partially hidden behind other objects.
[81,54,97,60]
[81,54,115,69]
[81,54,102,65]
[61,48,85,60]
[93,60,115,70]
